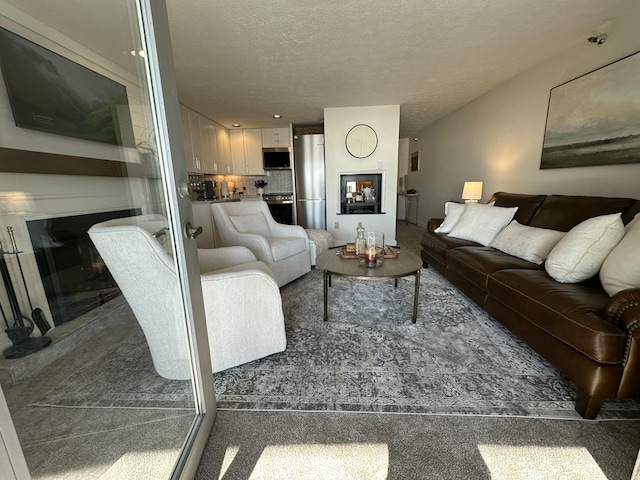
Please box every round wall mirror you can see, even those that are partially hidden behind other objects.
[345,124,378,158]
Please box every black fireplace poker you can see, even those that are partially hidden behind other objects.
[0,228,52,359]
[7,227,51,336]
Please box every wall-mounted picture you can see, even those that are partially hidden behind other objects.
[410,151,419,171]
[540,51,640,169]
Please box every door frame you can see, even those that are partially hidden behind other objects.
[137,1,216,477]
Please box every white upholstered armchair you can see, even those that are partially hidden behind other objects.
[88,214,286,379]
[211,201,311,287]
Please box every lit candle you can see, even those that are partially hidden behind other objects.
[365,245,377,267]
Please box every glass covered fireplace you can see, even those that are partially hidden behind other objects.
[27,209,140,326]
[340,173,382,214]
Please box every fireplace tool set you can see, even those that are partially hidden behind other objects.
[0,226,52,359]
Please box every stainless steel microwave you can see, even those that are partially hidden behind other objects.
[263,147,291,169]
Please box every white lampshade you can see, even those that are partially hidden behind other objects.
[461,182,483,203]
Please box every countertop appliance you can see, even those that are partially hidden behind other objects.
[293,134,326,230]
[263,192,294,225]
[202,180,216,199]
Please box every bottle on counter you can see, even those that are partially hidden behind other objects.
[355,226,366,255]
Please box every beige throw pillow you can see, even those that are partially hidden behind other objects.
[448,203,518,246]
[545,213,625,283]
[434,202,466,233]
[489,221,565,264]
[229,212,271,237]
[599,213,640,296]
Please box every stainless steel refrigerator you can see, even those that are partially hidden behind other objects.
[294,134,326,229]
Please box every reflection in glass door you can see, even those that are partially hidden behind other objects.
[0,0,213,477]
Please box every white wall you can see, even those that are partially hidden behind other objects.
[324,105,400,244]
[413,5,640,223]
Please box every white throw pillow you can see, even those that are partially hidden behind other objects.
[545,213,625,284]
[599,213,640,296]
[434,202,466,233]
[229,212,271,237]
[448,203,518,246]
[489,221,565,264]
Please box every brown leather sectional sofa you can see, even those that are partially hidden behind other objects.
[420,192,640,418]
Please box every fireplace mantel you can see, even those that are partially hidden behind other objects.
[0,147,156,178]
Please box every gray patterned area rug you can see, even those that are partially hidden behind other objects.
[215,267,640,420]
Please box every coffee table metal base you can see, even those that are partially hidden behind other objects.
[322,267,421,323]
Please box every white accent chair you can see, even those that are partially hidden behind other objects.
[211,201,311,287]
[88,214,286,380]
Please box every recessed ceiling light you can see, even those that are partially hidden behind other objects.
[413,138,419,141]
[232,123,241,127]
[273,114,282,119]
[129,49,145,57]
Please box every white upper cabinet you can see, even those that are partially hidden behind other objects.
[216,126,232,174]
[180,105,230,174]
[180,106,200,172]
[262,127,291,148]
[198,116,213,174]
[244,129,264,175]
[230,128,264,175]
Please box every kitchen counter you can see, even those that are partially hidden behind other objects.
[192,195,263,203]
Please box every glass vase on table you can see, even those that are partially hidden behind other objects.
[361,231,384,268]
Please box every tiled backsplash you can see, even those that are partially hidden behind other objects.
[205,170,293,196]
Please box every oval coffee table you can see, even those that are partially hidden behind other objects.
[315,248,424,323]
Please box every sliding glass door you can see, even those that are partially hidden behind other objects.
[0,0,214,477]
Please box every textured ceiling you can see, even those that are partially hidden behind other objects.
[3,0,635,138]
[166,0,632,137]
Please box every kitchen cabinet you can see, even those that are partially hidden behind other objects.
[216,125,232,174]
[230,128,264,175]
[180,106,200,172]
[199,116,215,174]
[180,105,231,174]
[262,127,291,148]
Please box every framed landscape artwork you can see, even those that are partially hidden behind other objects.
[540,51,640,169]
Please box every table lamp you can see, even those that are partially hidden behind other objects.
[462,182,483,203]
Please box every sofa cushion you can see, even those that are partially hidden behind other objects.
[420,232,478,267]
[487,269,626,364]
[600,213,640,296]
[267,236,308,261]
[434,202,467,233]
[545,213,625,283]
[448,203,518,246]
[229,212,271,238]
[528,195,637,231]
[489,192,547,225]
[489,221,565,265]
[447,246,542,291]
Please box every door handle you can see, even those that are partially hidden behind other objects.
[184,222,203,239]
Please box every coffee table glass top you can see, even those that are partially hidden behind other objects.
[316,248,423,279]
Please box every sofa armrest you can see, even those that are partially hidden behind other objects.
[197,246,257,273]
[427,218,444,233]
[605,288,640,398]
[604,288,640,329]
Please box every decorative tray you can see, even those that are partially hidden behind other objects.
[339,246,399,259]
